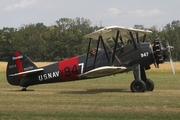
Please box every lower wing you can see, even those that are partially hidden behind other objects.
[79,66,127,79]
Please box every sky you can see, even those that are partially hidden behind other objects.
[0,0,180,29]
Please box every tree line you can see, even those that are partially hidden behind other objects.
[0,17,180,61]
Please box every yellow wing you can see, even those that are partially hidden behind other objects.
[84,26,152,41]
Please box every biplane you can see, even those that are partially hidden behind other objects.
[6,26,175,92]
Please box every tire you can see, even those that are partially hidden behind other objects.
[130,80,146,92]
[145,79,154,91]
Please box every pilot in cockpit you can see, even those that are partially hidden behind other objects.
[90,49,96,57]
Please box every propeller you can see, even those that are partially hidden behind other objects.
[151,38,175,74]
[166,40,175,74]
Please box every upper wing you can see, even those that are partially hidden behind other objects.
[79,66,127,79]
[84,26,152,41]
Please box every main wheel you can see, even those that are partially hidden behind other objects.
[145,79,154,91]
[130,80,146,92]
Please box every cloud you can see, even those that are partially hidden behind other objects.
[127,9,163,17]
[148,9,163,16]
[107,8,122,16]
[4,0,38,11]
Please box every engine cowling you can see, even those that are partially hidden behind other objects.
[152,39,167,67]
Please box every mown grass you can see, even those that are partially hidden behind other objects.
[1,62,180,119]
[0,71,180,120]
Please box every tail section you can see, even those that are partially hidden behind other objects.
[6,50,39,86]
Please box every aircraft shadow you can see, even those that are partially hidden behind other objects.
[58,88,131,94]
[7,89,35,92]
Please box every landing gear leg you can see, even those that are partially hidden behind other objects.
[130,64,146,92]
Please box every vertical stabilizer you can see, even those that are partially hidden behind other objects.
[6,50,38,86]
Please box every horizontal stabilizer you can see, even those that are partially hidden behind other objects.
[79,66,127,78]
[9,68,44,76]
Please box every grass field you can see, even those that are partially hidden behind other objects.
[0,62,180,119]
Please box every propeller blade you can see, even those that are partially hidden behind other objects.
[166,40,175,74]
[169,51,175,74]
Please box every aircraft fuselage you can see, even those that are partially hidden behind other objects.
[20,42,154,87]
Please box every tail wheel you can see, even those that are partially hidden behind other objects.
[145,79,154,91]
[130,80,146,92]
[22,87,27,91]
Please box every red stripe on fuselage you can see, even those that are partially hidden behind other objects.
[58,56,80,81]
[14,50,23,81]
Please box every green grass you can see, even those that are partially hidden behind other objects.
[0,72,180,120]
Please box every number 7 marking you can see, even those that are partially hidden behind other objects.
[78,63,84,74]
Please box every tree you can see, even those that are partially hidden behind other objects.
[0,27,17,61]
[133,25,145,30]
[2,18,180,61]
[45,17,95,61]
[16,23,48,61]
[163,20,180,61]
